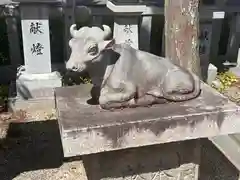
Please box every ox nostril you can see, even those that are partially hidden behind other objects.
[72,66,78,71]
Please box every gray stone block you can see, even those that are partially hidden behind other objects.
[8,97,56,121]
[8,71,61,120]
[15,71,62,100]
[55,82,240,157]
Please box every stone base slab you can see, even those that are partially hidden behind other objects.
[8,71,61,120]
[55,83,240,157]
[13,71,62,100]
[83,140,200,180]
[8,97,56,121]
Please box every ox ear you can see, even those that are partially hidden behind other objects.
[98,39,115,51]
[69,38,75,48]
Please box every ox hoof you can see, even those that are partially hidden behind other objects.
[99,104,111,110]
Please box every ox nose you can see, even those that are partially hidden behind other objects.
[66,61,78,71]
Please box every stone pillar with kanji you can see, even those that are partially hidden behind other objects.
[8,3,62,118]
[106,0,147,50]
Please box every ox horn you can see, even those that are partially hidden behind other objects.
[70,24,78,38]
[102,25,112,40]
[70,24,86,38]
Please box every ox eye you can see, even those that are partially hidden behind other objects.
[88,45,98,56]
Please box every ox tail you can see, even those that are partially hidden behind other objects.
[162,70,201,102]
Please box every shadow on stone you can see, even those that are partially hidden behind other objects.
[87,98,99,105]
[83,140,200,180]
[199,139,240,180]
[16,82,33,100]
[0,120,64,180]
[82,139,240,180]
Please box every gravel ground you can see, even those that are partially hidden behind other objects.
[0,118,239,180]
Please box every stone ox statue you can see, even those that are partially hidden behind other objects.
[66,24,201,110]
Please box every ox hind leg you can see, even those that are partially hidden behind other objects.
[100,95,167,109]
[145,88,168,104]
[130,88,168,108]
[99,85,167,109]
[133,95,168,107]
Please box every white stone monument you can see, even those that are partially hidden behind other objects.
[21,6,51,74]
[106,0,147,50]
[237,48,240,67]
[9,4,62,118]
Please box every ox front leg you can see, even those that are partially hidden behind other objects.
[99,82,136,110]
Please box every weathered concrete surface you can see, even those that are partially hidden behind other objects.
[55,82,240,157]
[14,72,62,100]
[165,0,201,77]
[7,72,61,120]
[8,95,56,121]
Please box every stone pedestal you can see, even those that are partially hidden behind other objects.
[14,71,61,100]
[55,83,240,157]
[8,71,61,120]
[55,83,240,180]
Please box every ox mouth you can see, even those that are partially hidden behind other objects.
[66,67,87,75]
